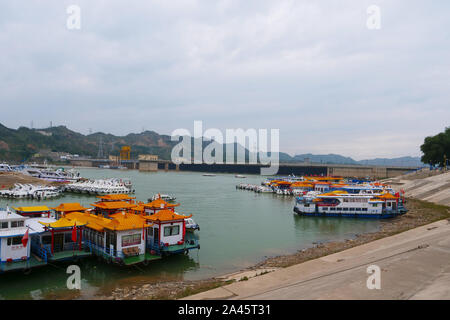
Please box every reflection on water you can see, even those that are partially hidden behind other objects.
[0,169,381,299]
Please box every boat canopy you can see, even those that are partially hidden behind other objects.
[51,203,88,212]
[13,205,50,213]
[143,198,180,209]
[96,194,136,202]
[143,209,191,222]
[40,217,87,229]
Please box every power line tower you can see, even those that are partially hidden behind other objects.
[97,136,104,159]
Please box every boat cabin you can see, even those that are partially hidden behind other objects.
[65,211,159,265]
[143,209,199,255]
[0,209,42,272]
[33,217,90,261]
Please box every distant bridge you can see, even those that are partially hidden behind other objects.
[69,158,417,178]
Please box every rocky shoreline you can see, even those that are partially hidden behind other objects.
[103,197,449,300]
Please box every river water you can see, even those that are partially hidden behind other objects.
[0,168,381,299]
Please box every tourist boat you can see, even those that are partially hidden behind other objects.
[62,211,159,266]
[0,184,62,200]
[0,208,45,273]
[64,178,134,195]
[26,217,92,262]
[143,209,200,255]
[293,191,407,218]
[184,217,200,231]
[0,164,13,172]
[149,194,176,202]
[255,186,273,193]
[20,167,81,182]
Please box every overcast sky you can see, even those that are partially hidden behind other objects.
[0,1,449,160]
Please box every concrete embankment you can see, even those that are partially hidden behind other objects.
[388,170,450,206]
[184,219,450,300]
[183,171,450,300]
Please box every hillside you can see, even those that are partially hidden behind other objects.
[0,123,424,166]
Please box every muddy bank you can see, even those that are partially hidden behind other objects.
[0,172,64,188]
[103,198,449,300]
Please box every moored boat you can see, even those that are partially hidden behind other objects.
[293,191,407,219]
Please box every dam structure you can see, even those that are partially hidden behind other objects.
[69,158,418,179]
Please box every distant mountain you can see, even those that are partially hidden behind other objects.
[355,156,424,167]
[0,124,177,161]
[290,153,358,165]
[279,153,423,167]
[0,123,424,167]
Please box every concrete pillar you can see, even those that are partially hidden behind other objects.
[164,163,169,171]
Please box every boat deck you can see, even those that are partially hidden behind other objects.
[123,253,161,266]
[0,256,47,273]
[49,250,92,262]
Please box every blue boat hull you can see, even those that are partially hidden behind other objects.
[293,207,406,219]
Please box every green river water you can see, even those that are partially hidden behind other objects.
[0,168,381,299]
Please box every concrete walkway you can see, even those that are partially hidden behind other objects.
[183,219,450,300]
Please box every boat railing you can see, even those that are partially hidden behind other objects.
[31,238,49,263]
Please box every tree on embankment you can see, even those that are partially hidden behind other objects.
[420,127,450,167]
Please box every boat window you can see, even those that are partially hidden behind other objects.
[122,234,141,247]
[8,237,23,246]
[0,222,8,229]
[349,208,355,211]
[11,221,18,228]
[330,207,336,211]
[322,207,328,211]
[343,208,349,211]
[164,225,180,237]
[356,208,361,211]
[362,208,368,211]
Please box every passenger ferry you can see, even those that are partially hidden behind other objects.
[293,190,407,219]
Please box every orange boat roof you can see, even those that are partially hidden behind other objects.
[66,211,151,232]
[97,194,136,201]
[376,193,399,200]
[143,209,191,222]
[40,217,87,229]
[91,201,138,210]
[51,203,88,212]
[143,199,180,209]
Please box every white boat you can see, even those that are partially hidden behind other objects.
[149,194,176,202]
[0,184,62,200]
[20,166,80,182]
[0,208,39,272]
[202,173,216,177]
[235,175,246,178]
[0,164,13,172]
[293,191,407,219]
[184,217,200,231]
[64,178,134,195]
